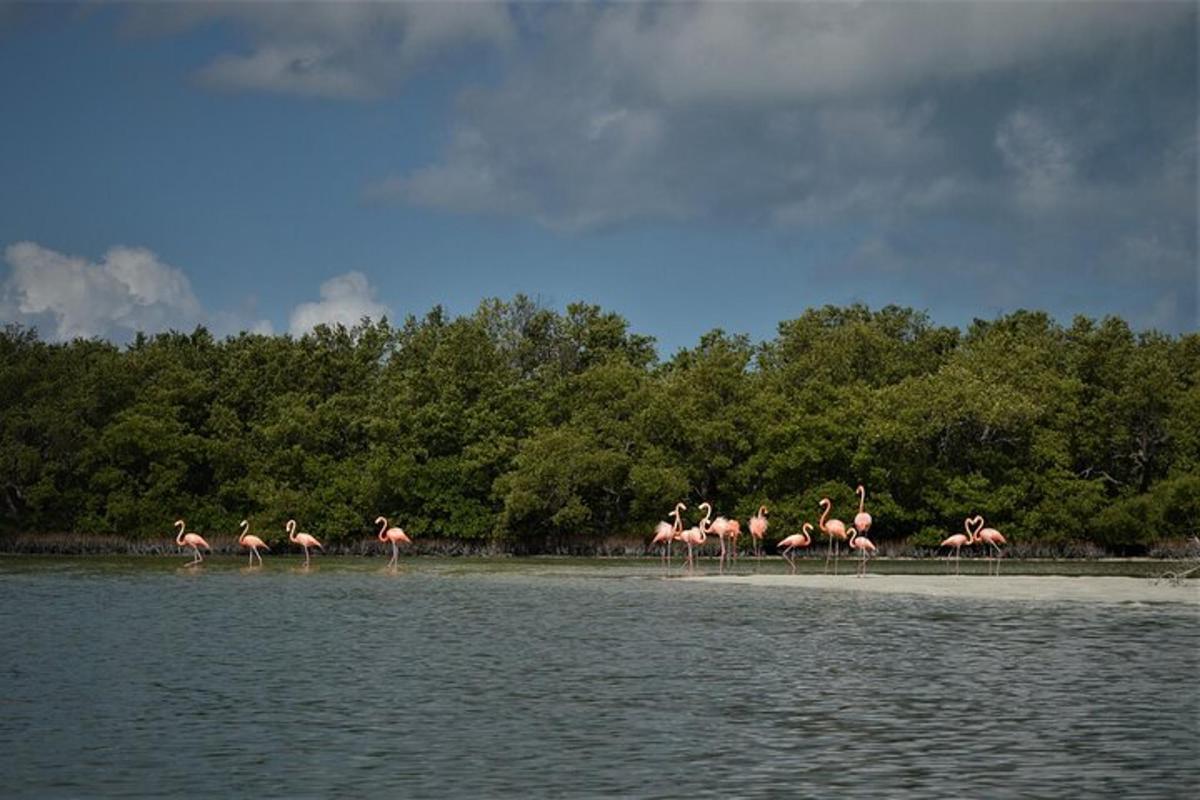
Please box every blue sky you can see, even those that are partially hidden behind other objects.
[1,1,1195,354]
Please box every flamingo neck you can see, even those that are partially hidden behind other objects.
[238,521,249,543]
[819,500,830,529]
[377,518,388,542]
[174,521,185,546]
[857,486,865,514]
[287,521,297,543]
[802,522,813,545]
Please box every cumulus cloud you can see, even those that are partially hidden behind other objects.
[2,242,204,340]
[0,242,272,341]
[288,271,389,336]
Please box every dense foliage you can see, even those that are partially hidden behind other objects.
[1,300,1196,553]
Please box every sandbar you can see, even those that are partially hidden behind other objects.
[692,573,1200,605]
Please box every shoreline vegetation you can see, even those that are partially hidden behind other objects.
[2,300,1197,553]
[2,531,1198,564]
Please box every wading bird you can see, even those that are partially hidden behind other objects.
[375,516,412,567]
[819,498,849,575]
[848,525,877,577]
[940,518,977,576]
[237,519,269,566]
[854,485,873,536]
[174,519,210,567]
[709,515,734,566]
[749,506,769,558]
[651,503,687,566]
[726,518,742,563]
[286,519,323,566]
[777,523,813,573]
[972,515,1007,575]
[678,503,713,571]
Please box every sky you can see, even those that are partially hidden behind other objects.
[0,1,1196,355]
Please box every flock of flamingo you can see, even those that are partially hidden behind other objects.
[171,485,1007,575]
[172,516,411,567]
[650,485,1007,576]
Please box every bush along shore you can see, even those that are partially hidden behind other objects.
[1,300,1197,555]
[3,532,1199,561]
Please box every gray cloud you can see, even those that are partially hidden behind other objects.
[122,1,516,99]
[364,2,1195,329]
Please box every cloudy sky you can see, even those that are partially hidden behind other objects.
[1,1,1195,351]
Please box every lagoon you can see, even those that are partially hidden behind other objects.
[1,557,1196,797]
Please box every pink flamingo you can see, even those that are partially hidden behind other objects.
[709,515,732,566]
[677,502,712,571]
[940,517,978,576]
[972,515,1007,575]
[819,498,849,575]
[375,516,412,567]
[727,519,742,562]
[651,503,687,566]
[174,519,210,566]
[848,525,877,577]
[854,485,873,536]
[286,519,323,566]
[749,506,769,558]
[776,522,813,573]
[237,519,269,566]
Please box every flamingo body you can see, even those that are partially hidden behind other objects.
[819,499,849,575]
[237,520,269,566]
[374,516,412,567]
[777,523,813,573]
[749,506,768,557]
[286,519,323,566]
[173,520,210,566]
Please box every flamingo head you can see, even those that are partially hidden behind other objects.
[285,519,296,533]
[173,519,185,530]
[759,505,769,517]
[819,497,831,510]
[375,515,387,526]
[239,519,248,528]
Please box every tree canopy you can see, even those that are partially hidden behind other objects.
[1,299,1195,553]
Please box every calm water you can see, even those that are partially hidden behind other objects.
[1,557,1196,798]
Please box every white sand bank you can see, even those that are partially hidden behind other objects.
[693,573,1200,605]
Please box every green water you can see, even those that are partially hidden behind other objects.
[1,557,1196,797]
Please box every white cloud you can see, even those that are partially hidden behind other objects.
[3,242,203,340]
[1,242,272,341]
[288,271,389,335]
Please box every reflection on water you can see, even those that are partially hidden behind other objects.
[0,559,1196,798]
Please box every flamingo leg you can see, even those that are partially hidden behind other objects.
[834,541,840,576]
[824,536,831,574]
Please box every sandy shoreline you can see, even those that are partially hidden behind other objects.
[692,573,1200,605]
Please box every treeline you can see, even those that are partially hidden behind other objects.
[0,299,1196,554]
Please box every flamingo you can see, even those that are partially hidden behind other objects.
[286,519,323,566]
[848,525,877,577]
[375,516,412,567]
[749,506,769,558]
[237,519,270,566]
[854,485,873,536]
[940,517,977,576]
[677,502,713,571]
[776,523,813,573]
[727,519,742,562]
[651,503,687,566]
[972,515,1007,575]
[174,519,210,567]
[819,498,849,575]
[709,515,732,566]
